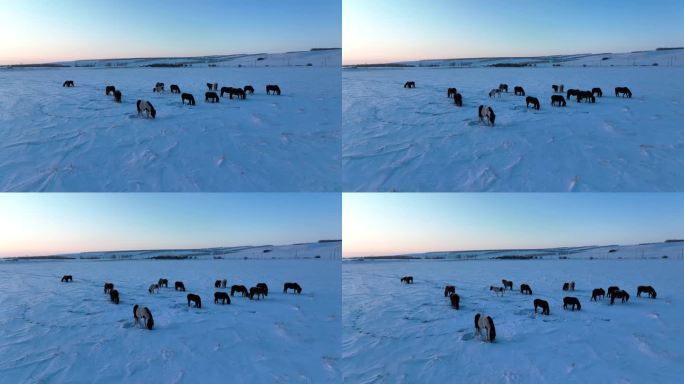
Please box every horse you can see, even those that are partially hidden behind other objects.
[148,284,160,294]
[449,293,460,309]
[447,88,457,98]
[249,286,266,300]
[400,276,413,284]
[474,313,496,342]
[490,286,505,296]
[104,282,114,294]
[187,293,202,308]
[174,281,186,291]
[489,89,501,98]
[229,88,246,100]
[113,90,122,103]
[63,80,75,87]
[158,278,168,288]
[563,296,581,311]
[502,279,514,290]
[133,304,154,330]
[283,282,302,294]
[110,289,120,304]
[256,283,269,296]
[230,285,249,297]
[170,84,181,94]
[403,81,415,88]
[244,85,255,94]
[214,291,231,304]
[610,290,630,305]
[534,299,550,315]
[514,86,525,96]
[566,89,580,100]
[607,286,620,298]
[61,275,73,282]
[153,84,164,93]
[453,93,463,107]
[444,285,456,297]
[551,95,566,107]
[520,283,533,295]
[220,87,234,97]
[136,100,156,119]
[206,82,218,91]
[266,85,281,95]
[478,105,496,126]
[562,281,575,291]
[214,280,222,288]
[577,91,596,103]
[181,93,196,105]
[525,96,540,110]
[552,84,564,93]
[591,288,606,301]
[637,285,657,298]
[105,85,116,96]
[552,85,559,92]
[592,87,603,97]
[205,92,220,103]
[498,83,508,93]
[615,87,632,98]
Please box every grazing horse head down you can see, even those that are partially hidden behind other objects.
[158,278,168,288]
[283,282,302,294]
[170,84,181,94]
[106,85,116,96]
[244,85,255,94]
[490,286,505,296]
[148,284,159,294]
[533,298,549,315]
[615,87,632,98]
[444,285,456,297]
[187,293,202,308]
[610,290,630,305]
[592,87,603,97]
[174,281,186,291]
[498,83,508,92]
[563,296,581,310]
[205,92,220,103]
[478,105,496,126]
[525,96,540,110]
[502,279,513,290]
[562,281,575,291]
[447,88,457,98]
[61,275,73,282]
[181,93,196,106]
[474,313,496,342]
[637,285,657,299]
[551,95,566,107]
[520,283,533,295]
[489,89,501,98]
[514,86,525,96]
[591,288,606,301]
[214,291,231,305]
[400,276,413,284]
[256,283,269,296]
[266,85,281,95]
[110,289,120,304]
[136,100,156,119]
[113,90,122,103]
[133,304,154,330]
[249,286,267,300]
[453,93,463,107]
[104,282,114,294]
[231,284,249,297]
[403,81,415,88]
[63,80,75,87]
[449,293,460,310]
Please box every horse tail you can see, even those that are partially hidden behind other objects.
[487,317,496,341]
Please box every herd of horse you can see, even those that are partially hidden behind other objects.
[402,81,634,127]
[61,275,302,330]
[400,276,657,343]
[61,80,282,119]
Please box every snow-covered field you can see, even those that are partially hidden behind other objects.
[0,258,341,383]
[0,64,340,191]
[342,66,684,191]
[342,258,684,383]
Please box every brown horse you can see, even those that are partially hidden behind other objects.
[400,276,413,284]
[170,84,181,94]
[256,283,269,296]
[520,283,532,295]
[110,289,120,304]
[444,285,456,297]
[591,87,603,97]
[610,290,630,305]
[447,88,457,98]
[615,87,632,98]
[404,81,416,88]
[61,275,73,282]
[449,293,460,309]
[551,95,566,107]
[187,293,202,308]
[283,282,302,294]
[244,85,255,94]
[562,281,575,291]
[249,286,266,300]
[63,80,75,87]
[591,288,605,301]
[607,286,620,298]
[514,86,525,96]
[637,285,657,298]
[534,298,549,315]
[453,93,463,107]
[113,90,122,103]
[563,296,581,310]
[231,284,249,297]
[105,85,116,96]
[214,292,231,304]
[181,93,196,106]
[526,96,540,110]
[104,282,114,294]
[158,278,168,288]
[175,281,186,291]
[502,279,513,290]
[266,85,281,95]
[205,92,220,103]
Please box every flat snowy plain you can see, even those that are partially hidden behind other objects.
[0,65,340,191]
[0,258,340,383]
[342,258,684,383]
[343,66,684,191]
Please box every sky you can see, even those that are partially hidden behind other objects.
[343,0,684,64]
[0,193,341,257]
[343,194,684,257]
[0,0,341,64]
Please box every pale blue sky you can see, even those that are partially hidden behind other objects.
[0,0,340,64]
[0,194,341,257]
[343,194,684,257]
[343,0,684,64]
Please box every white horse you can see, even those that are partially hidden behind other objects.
[133,304,154,330]
[478,105,496,126]
[474,313,496,342]
[148,283,159,294]
[488,88,501,98]
[136,100,156,119]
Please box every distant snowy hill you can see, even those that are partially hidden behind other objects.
[2,241,341,261]
[52,48,341,68]
[349,241,684,260]
[348,48,684,68]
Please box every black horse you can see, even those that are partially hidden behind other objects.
[256,283,269,296]
[244,85,255,94]
[444,285,456,297]
[592,87,603,97]
[563,281,575,291]
[158,278,168,288]
[214,291,231,304]
[566,89,581,100]
[110,289,120,304]
[514,86,525,96]
[187,293,202,308]
[637,285,657,298]
[563,296,581,311]
[577,91,596,103]
[231,284,249,297]
[404,81,416,88]
[283,282,302,294]
[61,275,73,282]
[229,88,246,100]
[63,80,75,87]
[104,282,114,294]
[502,279,514,290]
[526,96,540,110]
[478,105,496,126]
[205,92,220,103]
[607,286,620,298]
[266,85,281,95]
[520,283,533,295]
[449,293,460,309]
[400,276,413,284]
[175,281,186,291]
[105,85,116,95]
[181,93,196,105]
[610,290,630,305]
[453,93,463,107]
[249,286,267,300]
[114,90,122,103]
[615,87,632,98]
[591,288,606,301]
[170,84,181,94]
[534,298,550,315]
[498,83,508,93]
[551,95,566,107]
[207,82,218,91]
[447,88,457,98]
[220,87,234,97]
[215,280,222,288]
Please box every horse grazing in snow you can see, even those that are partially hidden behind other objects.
[187,293,202,308]
[514,86,525,96]
[447,88,457,98]
[449,293,460,309]
[133,304,154,330]
[478,105,496,126]
[403,81,415,88]
[502,279,514,290]
[266,84,281,95]
[244,85,255,94]
[174,281,186,291]
[453,93,463,107]
[474,313,496,342]
[214,291,231,304]
[136,100,156,119]
[637,285,657,298]
[498,83,508,92]
[283,282,302,294]
[181,93,195,105]
[490,286,505,296]
[562,281,575,291]
[534,298,549,315]
[591,288,606,301]
[592,87,603,97]
[61,275,73,282]
[551,95,566,107]
[105,85,116,95]
[563,296,581,310]
[207,82,218,91]
[488,88,501,98]
[205,92,220,103]
[444,285,456,297]
[400,276,413,284]
[610,290,630,305]
[104,282,114,294]
[615,87,632,98]
[170,84,181,94]
[158,278,168,288]
[148,284,159,294]
[526,96,540,110]
[63,80,75,87]
[520,283,533,295]
[231,285,249,297]
[110,289,120,304]
[249,286,267,300]
[113,90,122,103]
